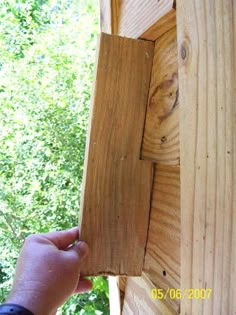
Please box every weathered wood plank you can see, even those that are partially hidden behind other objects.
[118,0,175,39]
[177,1,236,314]
[79,33,154,276]
[143,165,180,313]
[122,274,177,315]
[142,27,179,165]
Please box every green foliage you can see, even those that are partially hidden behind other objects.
[0,0,50,59]
[59,277,109,315]
[0,0,109,313]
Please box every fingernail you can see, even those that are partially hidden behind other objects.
[76,241,89,259]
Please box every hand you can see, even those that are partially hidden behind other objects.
[6,227,92,315]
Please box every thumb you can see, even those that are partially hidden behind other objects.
[70,241,89,260]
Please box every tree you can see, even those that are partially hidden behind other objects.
[0,0,109,313]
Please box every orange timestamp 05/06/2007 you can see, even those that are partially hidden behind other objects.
[150,288,212,300]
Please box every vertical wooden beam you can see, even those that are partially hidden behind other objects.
[100,0,120,34]
[109,276,127,314]
[111,0,120,34]
[140,25,180,313]
[79,33,154,276]
[177,1,236,314]
[99,0,112,33]
[118,276,127,311]
[142,27,179,165]
[109,276,121,315]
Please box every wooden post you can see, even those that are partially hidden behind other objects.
[177,1,236,314]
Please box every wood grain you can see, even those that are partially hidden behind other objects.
[110,0,120,34]
[79,33,154,276]
[118,0,175,39]
[122,273,177,315]
[118,276,127,312]
[142,27,179,165]
[177,1,236,314]
[99,0,120,34]
[143,165,180,313]
[140,8,176,41]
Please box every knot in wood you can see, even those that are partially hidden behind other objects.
[180,39,190,64]
[181,46,187,60]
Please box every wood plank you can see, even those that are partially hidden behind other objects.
[79,33,154,276]
[118,0,175,40]
[177,1,236,314]
[142,27,179,165]
[99,0,112,33]
[109,276,127,314]
[143,165,180,313]
[111,0,120,34]
[100,0,120,34]
[118,276,127,312]
[118,276,127,293]
[140,8,176,41]
[109,276,121,315]
[122,274,177,315]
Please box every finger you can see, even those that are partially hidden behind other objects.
[74,278,93,293]
[42,227,79,249]
[67,241,89,260]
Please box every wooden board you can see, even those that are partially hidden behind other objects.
[140,8,176,41]
[100,0,176,41]
[79,33,154,276]
[177,1,236,314]
[100,0,112,34]
[142,27,179,165]
[100,0,112,33]
[110,0,120,34]
[143,165,180,313]
[122,274,177,315]
[118,276,127,312]
[100,0,120,34]
[109,276,127,314]
[109,276,122,315]
[118,0,175,39]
